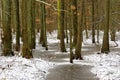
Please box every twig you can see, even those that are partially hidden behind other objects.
[36,0,68,12]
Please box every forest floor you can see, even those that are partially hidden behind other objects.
[33,30,120,80]
[33,42,99,80]
[0,30,120,80]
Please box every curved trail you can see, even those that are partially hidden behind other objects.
[33,43,99,80]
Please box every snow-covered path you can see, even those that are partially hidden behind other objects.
[33,42,99,80]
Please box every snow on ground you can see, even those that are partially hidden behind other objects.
[84,52,120,80]
[81,31,120,80]
[35,30,120,80]
[0,56,54,80]
[1,30,120,80]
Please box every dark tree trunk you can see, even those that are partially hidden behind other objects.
[92,0,95,43]
[75,0,84,60]
[101,0,110,53]
[2,0,14,56]
[15,0,21,51]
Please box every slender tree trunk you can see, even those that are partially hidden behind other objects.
[64,0,68,44]
[41,0,48,50]
[58,0,66,52]
[39,1,44,44]
[96,0,100,43]
[92,0,95,43]
[72,0,78,47]
[57,0,60,39]
[75,0,84,60]
[31,0,36,49]
[69,0,73,63]
[15,0,20,51]
[84,5,88,39]
[111,27,116,41]
[101,0,110,53]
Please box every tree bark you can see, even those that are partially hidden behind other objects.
[21,0,33,58]
[75,0,84,60]
[101,0,110,53]
[15,0,21,51]
[2,0,13,56]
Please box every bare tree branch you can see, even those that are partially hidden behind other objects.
[36,0,68,12]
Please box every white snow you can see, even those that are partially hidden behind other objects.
[84,52,120,80]
[0,30,120,80]
[0,56,53,80]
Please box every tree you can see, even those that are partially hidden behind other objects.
[15,0,21,51]
[39,0,48,50]
[69,0,74,63]
[31,0,36,49]
[21,0,33,58]
[57,0,60,39]
[2,0,13,56]
[92,0,95,43]
[75,0,84,60]
[101,0,110,53]
[72,0,78,47]
[58,0,66,52]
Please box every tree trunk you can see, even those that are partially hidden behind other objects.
[69,0,73,63]
[2,0,13,56]
[57,0,60,39]
[40,0,48,50]
[31,0,36,49]
[58,0,66,52]
[21,0,33,58]
[72,0,78,47]
[15,0,20,51]
[101,0,110,53]
[75,0,84,60]
[92,0,95,43]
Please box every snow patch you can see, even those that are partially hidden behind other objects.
[0,56,53,80]
[84,52,120,80]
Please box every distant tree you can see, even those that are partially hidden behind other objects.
[96,0,100,43]
[39,0,48,50]
[57,0,60,39]
[2,0,14,56]
[31,0,36,49]
[69,0,74,63]
[83,1,88,39]
[92,0,95,43]
[39,1,44,44]
[64,0,69,44]
[14,0,21,51]
[101,0,110,53]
